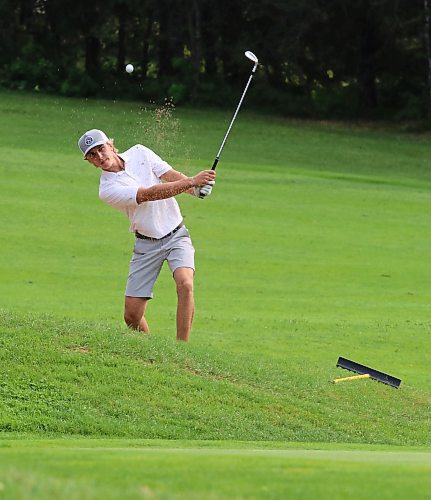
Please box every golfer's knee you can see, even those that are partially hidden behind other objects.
[124,310,141,329]
[176,278,193,297]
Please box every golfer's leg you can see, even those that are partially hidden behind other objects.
[124,296,150,333]
[173,267,194,342]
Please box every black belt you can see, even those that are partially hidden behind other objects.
[135,223,184,241]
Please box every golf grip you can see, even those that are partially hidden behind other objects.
[211,157,219,170]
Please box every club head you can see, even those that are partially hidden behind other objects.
[245,51,259,72]
[245,51,258,63]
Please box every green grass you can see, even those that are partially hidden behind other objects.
[0,89,430,497]
[0,439,430,499]
[0,311,429,445]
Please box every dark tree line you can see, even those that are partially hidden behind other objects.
[0,0,430,119]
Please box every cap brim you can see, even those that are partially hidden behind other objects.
[83,140,107,158]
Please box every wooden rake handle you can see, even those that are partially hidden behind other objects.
[332,374,370,384]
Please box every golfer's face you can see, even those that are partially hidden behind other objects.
[86,143,117,171]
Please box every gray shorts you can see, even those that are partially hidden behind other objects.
[125,225,195,299]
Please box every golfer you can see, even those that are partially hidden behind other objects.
[78,129,216,342]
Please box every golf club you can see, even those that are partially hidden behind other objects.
[211,50,258,172]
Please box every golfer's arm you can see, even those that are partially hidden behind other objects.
[136,177,195,204]
[161,169,195,195]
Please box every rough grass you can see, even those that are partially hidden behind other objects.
[0,311,429,445]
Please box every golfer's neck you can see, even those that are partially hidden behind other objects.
[109,155,125,172]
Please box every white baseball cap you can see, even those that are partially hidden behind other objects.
[78,129,109,157]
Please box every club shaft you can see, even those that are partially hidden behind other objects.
[212,71,255,170]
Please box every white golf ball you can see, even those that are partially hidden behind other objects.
[125,64,134,74]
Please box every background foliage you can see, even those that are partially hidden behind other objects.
[0,0,429,119]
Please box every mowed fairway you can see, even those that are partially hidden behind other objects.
[0,90,430,497]
[0,439,430,499]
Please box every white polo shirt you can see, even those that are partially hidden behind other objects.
[99,144,183,238]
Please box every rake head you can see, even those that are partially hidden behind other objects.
[336,357,401,388]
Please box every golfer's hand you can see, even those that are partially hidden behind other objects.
[192,170,216,188]
[197,180,215,198]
